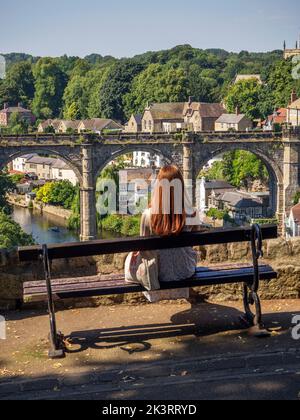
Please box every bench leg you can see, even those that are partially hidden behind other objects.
[42,245,66,359]
[242,283,270,338]
[242,225,271,338]
[243,283,261,327]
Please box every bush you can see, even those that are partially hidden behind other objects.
[101,214,141,237]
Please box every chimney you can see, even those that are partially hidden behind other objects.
[18,102,23,108]
[188,96,193,106]
[291,89,297,104]
[236,106,240,115]
[3,102,8,110]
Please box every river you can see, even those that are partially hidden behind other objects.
[12,206,121,245]
[12,206,80,244]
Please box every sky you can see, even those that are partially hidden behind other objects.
[1,0,300,58]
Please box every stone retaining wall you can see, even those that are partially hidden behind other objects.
[0,238,299,309]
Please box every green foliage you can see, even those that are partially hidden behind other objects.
[0,172,15,214]
[6,112,30,134]
[0,212,34,248]
[222,151,269,189]
[9,174,25,184]
[32,58,68,119]
[1,46,292,125]
[99,60,145,122]
[251,218,278,225]
[124,64,189,117]
[0,62,35,109]
[225,79,264,120]
[202,151,269,190]
[68,188,81,231]
[199,161,225,181]
[101,215,140,237]
[36,181,78,210]
[206,208,227,220]
[200,150,269,189]
[293,192,300,205]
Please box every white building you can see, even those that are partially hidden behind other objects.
[51,160,78,186]
[286,203,300,238]
[12,154,37,172]
[133,151,162,168]
[12,154,77,186]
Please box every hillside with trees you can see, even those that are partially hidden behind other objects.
[1,45,300,125]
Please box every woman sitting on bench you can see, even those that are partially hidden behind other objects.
[140,165,205,301]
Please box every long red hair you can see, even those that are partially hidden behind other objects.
[150,165,187,236]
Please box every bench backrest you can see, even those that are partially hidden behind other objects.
[18,225,278,262]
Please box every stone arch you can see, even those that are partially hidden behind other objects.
[0,148,83,185]
[193,144,283,217]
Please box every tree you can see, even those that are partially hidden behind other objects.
[7,112,29,134]
[36,181,77,210]
[124,63,189,118]
[187,64,219,102]
[222,151,269,190]
[99,60,144,122]
[50,181,78,209]
[201,151,269,191]
[0,172,15,214]
[0,212,34,249]
[265,60,300,109]
[225,79,264,120]
[64,101,80,120]
[0,62,35,109]
[32,58,68,119]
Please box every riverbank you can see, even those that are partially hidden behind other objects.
[8,194,72,221]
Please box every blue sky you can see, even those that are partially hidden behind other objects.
[1,0,300,57]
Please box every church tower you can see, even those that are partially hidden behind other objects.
[283,34,300,60]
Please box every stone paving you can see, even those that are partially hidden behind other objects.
[0,299,299,400]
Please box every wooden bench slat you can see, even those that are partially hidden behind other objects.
[22,263,265,289]
[23,265,277,302]
[18,225,278,262]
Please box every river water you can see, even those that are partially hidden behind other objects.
[12,206,121,245]
[12,206,80,244]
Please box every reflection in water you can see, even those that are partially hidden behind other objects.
[12,206,122,245]
[12,206,80,245]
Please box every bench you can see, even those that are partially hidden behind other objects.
[18,224,278,359]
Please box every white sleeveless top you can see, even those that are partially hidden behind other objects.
[140,208,198,283]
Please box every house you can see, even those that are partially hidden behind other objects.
[142,103,186,133]
[262,108,287,131]
[37,119,61,133]
[286,202,300,237]
[215,112,252,132]
[124,114,142,133]
[287,90,300,127]
[78,118,123,134]
[24,156,58,180]
[234,75,263,85]
[12,154,37,172]
[211,190,268,222]
[23,156,77,183]
[0,103,36,127]
[51,160,78,186]
[199,178,236,212]
[57,120,81,134]
[183,100,226,132]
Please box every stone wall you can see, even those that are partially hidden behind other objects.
[0,238,299,310]
[32,202,72,221]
